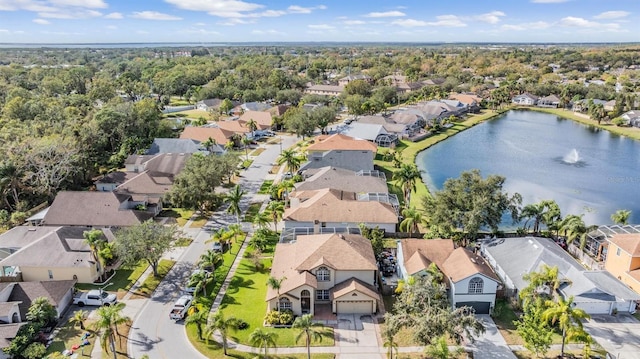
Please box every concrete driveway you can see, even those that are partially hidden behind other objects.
[471,315,518,359]
[584,314,640,359]
[335,314,384,359]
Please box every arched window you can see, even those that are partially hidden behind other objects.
[468,277,484,294]
[316,266,330,281]
[278,297,292,311]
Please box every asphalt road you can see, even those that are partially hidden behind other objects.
[128,135,298,359]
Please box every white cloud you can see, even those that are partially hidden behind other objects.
[474,11,505,24]
[217,18,254,26]
[531,0,570,3]
[182,28,220,35]
[558,16,619,30]
[48,0,107,8]
[308,24,335,30]
[287,5,326,14]
[343,20,366,25]
[0,29,9,33]
[594,11,630,19]
[195,22,206,26]
[164,0,264,18]
[251,29,286,35]
[391,19,427,27]
[426,15,467,27]
[131,11,182,21]
[364,11,405,18]
[39,9,102,19]
[33,18,51,25]
[501,21,550,31]
[0,1,59,12]
[247,9,286,17]
[104,12,123,19]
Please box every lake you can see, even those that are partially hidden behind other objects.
[416,110,640,226]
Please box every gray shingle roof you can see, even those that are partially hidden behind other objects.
[294,167,388,193]
[146,138,207,155]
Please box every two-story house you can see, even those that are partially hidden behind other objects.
[300,134,377,173]
[266,233,380,315]
[605,233,640,295]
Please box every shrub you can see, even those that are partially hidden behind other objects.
[264,309,294,325]
[279,310,294,325]
[236,319,249,330]
[264,310,280,325]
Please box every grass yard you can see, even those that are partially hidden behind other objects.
[250,147,266,157]
[258,180,274,194]
[492,300,563,346]
[174,237,193,247]
[159,208,195,227]
[101,322,131,359]
[133,259,176,298]
[169,109,215,121]
[243,202,263,222]
[46,320,96,356]
[76,261,149,299]
[219,259,334,347]
[514,349,605,359]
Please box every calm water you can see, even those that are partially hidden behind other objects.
[417,110,640,225]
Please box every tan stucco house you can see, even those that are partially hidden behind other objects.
[605,233,640,295]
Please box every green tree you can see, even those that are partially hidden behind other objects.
[515,299,553,357]
[23,342,47,359]
[611,209,631,225]
[246,118,258,137]
[381,317,399,359]
[71,309,89,330]
[520,200,560,235]
[198,249,223,272]
[225,185,246,223]
[241,137,251,160]
[114,220,179,276]
[207,310,239,355]
[185,310,209,341]
[393,163,422,206]
[248,328,278,359]
[83,229,106,278]
[359,224,385,258]
[559,214,597,250]
[344,79,372,96]
[292,314,326,359]
[399,207,423,236]
[542,296,591,358]
[26,297,57,326]
[277,148,304,174]
[92,303,131,358]
[265,200,285,232]
[267,276,287,312]
[520,264,560,307]
[422,170,522,243]
[188,270,213,297]
[424,335,465,359]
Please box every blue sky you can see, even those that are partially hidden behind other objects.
[0,0,638,43]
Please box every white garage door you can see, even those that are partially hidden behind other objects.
[336,300,372,314]
[576,301,611,315]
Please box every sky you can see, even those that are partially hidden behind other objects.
[0,0,638,44]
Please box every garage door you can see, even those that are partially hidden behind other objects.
[456,301,491,314]
[576,301,611,315]
[336,300,372,314]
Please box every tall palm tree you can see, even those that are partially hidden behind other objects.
[611,209,632,225]
[202,137,218,153]
[246,118,258,137]
[292,314,325,359]
[223,140,235,152]
[382,325,398,359]
[267,276,286,312]
[392,163,422,206]
[265,200,285,232]
[184,310,209,340]
[108,302,132,339]
[207,310,239,356]
[225,185,245,223]
[252,211,271,230]
[277,148,303,174]
[188,270,213,297]
[198,249,223,272]
[93,303,131,359]
[83,229,106,277]
[277,180,295,204]
[399,207,423,236]
[520,200,559,234]
[241,137,251,160]
[249,328,278,359]
[542,296,591,358]
[559,214,597,250]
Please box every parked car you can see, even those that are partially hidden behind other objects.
[212,241,223,252]
[73,290,117,307]
[169,295,193,321]
[183,269,211,294]
[283,172,293,179]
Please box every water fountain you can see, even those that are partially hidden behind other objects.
[563,148,580,164]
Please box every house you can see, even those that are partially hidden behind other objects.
[338,74,372,87]
[266,233,380,315]
[537,95,561,108]
[0,226,115,283]
[572,99,607,112]
[94,171,134,192]
[357,115,409,136]
[304,84,344,97]
[482,237,640,315]
[382,74,423,94]
[605,233,640,295]
[0,280,77,321]
[512,93,539,106]
[284,188,399,233]
[114,172,172,215]
[145,138,210,155]
[180,126,236,146]
[301,134,377,172]
[42,191,155,227]
[0,323,25,359]
[620,110,640,127]
[295,166,388,194]
[123,153,191,175]
[339,123,398,147]
[449,93,482,113]
[196,98,223,112]
[230,102,272,116]
[397,239,500,314]
[238,111,273,131]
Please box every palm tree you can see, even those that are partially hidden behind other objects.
[381,323,398,359]
[277,180,295,205]
[277,148,303,174]
[267,276,287,312]
[227,223,244,248]
[108,302,132,339]
[559,215,597,250]
[71,309,88,330]
[223,140,235,152]
[246,118,258,137]
[611,209,632,225]
[542,296,591,358]
[188,270,213,297]
[424,335,464,359]
[93,304,131,359]
[198,249,223,272]
[292,314,325,359]
[207,227,231,250]
[520,200,559,234]
[202,137,218,153]
[248,328,278,359]
[184,310,209,340]
[207,310,239,356]
[520,264,560,306]
[83,229,106,278]
[399,207,423,236]
[392,163,422,206]
[225,185,245,223]
[241,137,251,160]
[265,200,285,232]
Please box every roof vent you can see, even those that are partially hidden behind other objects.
[339,234,345,240]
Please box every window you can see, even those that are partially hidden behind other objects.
[48,270,53,279]
[617,248,622,256]
[468,277,484,294]
[278,297,292,311]
[317,266,330,281]
[316,289,329,301]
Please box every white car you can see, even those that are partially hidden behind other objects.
[169,295,193,321]
[183,269,211,294]
[73,290,117,307]
[212,241,223,252]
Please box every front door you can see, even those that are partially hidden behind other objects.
[301,290,311,313]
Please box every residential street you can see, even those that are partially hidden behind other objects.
[127,135,298,359]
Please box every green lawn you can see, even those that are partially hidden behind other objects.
[492,300,563,345]
[219,259,334,347]
[243,202,263,222]
[250,147,266,157]
[174,237,193,247]
[135,259,176,297]
[159,208,195,227]
[76,261,149,299]
[46,320,96,356]
[258,180,274,194]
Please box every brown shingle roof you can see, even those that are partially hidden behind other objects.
[239,111,273,129]
[180,126,234,145]
[8,280,76,321]
[307,134,377,152]
[400,239,454,275]
[284,188,398,224]
[609,234,640,257]
[266,234,376,300]
[216,120,251,134]
[115,171,173,196]
[441,247,500,282]
[331,278,381,302]
[43,191,153,227]
[0,323,25,349]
